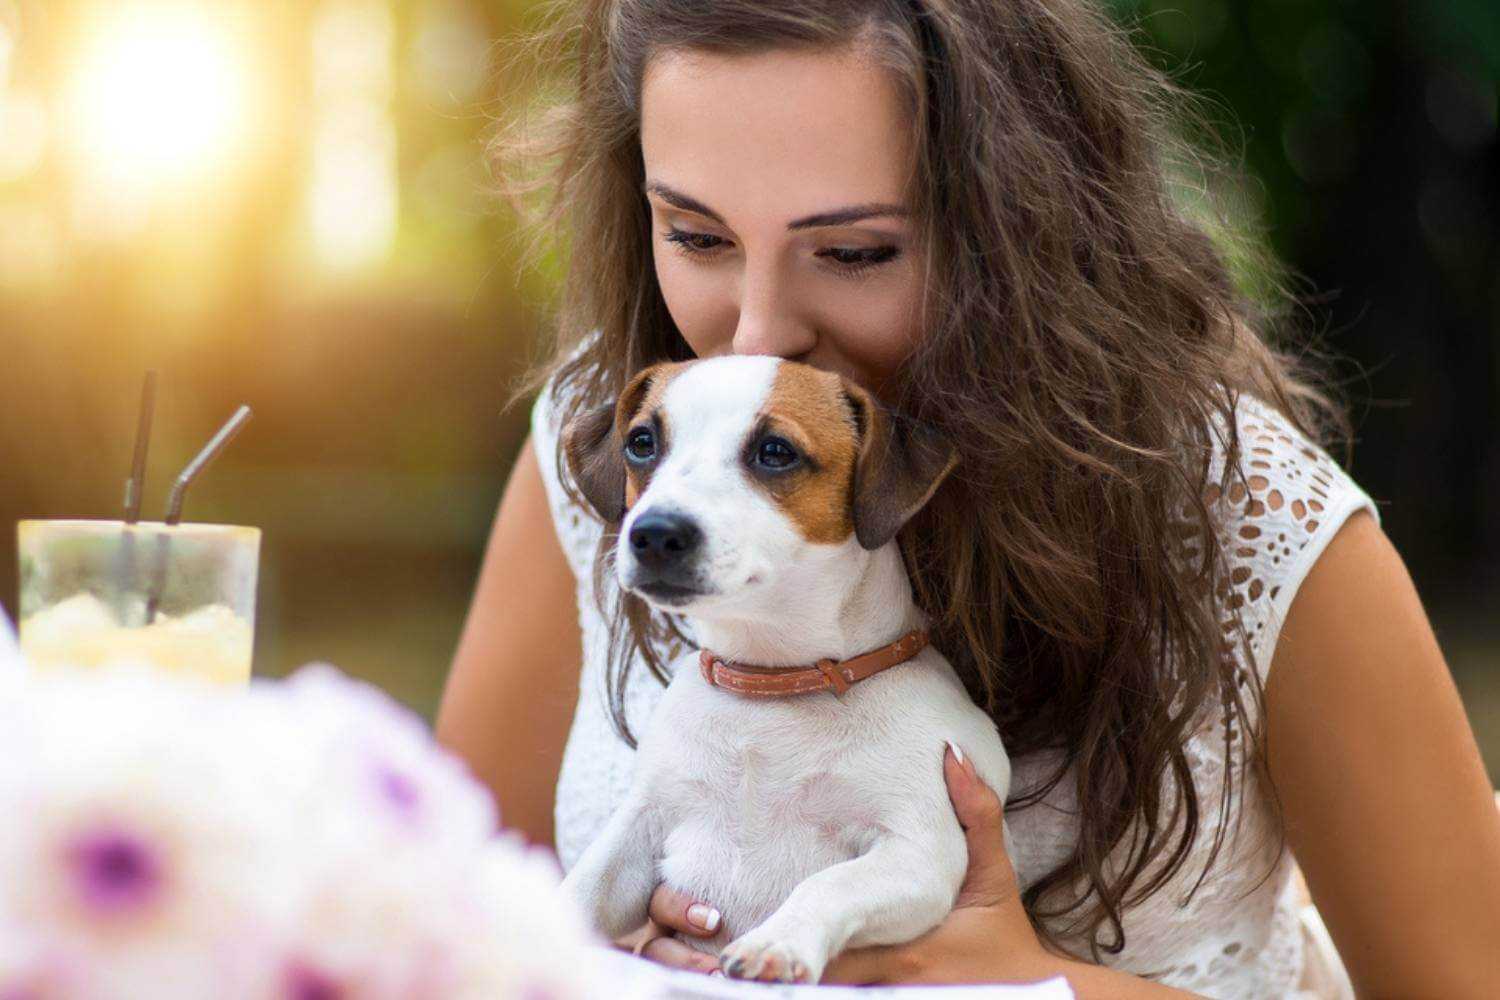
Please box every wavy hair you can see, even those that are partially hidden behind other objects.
[487,0,1355,963]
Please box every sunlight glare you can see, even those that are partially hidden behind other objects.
[303,0,397,275]
[0,19,13,89]
[0,90,48,182]
[63,5,253,197]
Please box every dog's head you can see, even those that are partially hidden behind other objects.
[562,356,956,616]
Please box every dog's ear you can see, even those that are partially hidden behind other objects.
[843,381,958,550]
[561,366,659,522]
[562,401,623,521]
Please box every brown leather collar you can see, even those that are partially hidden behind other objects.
[698,629,929,698]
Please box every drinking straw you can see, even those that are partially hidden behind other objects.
[164,405,253,526]
[113,371,158,624]
[145,405,253,622]
[123,370,158,524]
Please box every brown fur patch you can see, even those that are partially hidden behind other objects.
[758,363,861,545]
[620,362,688,510]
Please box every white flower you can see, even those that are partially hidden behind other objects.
[0,659,595,999]
[272,663,498,851]
[0,667,284,998]
[456,834,604,999]
[0,602,28,696]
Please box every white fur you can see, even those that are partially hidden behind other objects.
[562,357,1013,983]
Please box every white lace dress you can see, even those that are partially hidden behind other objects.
[531,377,1380,1000]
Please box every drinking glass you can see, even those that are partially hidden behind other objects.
[17,519,260,684]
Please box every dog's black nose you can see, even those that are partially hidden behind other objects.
[629,511,701,567]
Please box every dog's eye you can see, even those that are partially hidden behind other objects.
[625,427,656,462]
[754,436,799,470]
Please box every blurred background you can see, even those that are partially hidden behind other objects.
[0,1,1496,769]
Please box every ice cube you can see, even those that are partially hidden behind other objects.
[21,593,117,647]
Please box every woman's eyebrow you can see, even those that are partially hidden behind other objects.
[644,181,908,230]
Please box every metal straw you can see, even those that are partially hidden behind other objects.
[113,371,158,625]
[123,370,158,524]
[164,405,253,526]
[145,405,253,622]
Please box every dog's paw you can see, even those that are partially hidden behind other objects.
[719,928,824,984]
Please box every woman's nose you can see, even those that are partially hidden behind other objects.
[729,266,816,359]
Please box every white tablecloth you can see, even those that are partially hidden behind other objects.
[589,947,1076,999]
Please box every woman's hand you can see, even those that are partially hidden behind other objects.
[614,886,725,975]
[821,744,1059,985]
[620,745,1059,984]
[618,749,1203,996]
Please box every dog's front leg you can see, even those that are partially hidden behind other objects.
[719,834,963,984]
[559,795,662,940]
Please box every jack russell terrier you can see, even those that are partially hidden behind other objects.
[558,354,1014,984]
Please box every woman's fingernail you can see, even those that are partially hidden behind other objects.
[687,903,721,932]
[946,739,965,766]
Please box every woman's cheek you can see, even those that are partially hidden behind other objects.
[654,256,733,358]
[820,278,927,385]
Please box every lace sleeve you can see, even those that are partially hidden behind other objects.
[1208,394,1382,683]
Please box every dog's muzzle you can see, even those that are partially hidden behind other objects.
[629,510,700,567]
[625,509,707,604]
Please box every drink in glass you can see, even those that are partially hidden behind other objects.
[17,520,260,684]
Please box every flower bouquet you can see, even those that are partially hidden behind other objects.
[0,647,599,999]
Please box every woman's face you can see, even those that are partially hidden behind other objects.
[639,45,927,395]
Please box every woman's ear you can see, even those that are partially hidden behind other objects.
[560,365,661,523]
[843,381,959,550]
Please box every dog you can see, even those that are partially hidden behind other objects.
[558,355,1013,984]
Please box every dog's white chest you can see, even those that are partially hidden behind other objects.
[640,677,885,943]
[561,650,1000,981]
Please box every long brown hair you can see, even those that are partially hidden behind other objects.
[487,0,1355,962]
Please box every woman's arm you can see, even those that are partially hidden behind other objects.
[1264,509,1500,999]
[436,436,582,848]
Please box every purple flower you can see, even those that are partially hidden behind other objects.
[283,959,344,1000]
[376,764,421,818]
[65,827,163,918]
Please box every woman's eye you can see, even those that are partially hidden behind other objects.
[754,437,799,470]
[816,245,900,275]
[625,428,656,462]
[662,227,900,278]
[663,228,726,256]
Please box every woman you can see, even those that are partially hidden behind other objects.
[437,1,1500,996]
